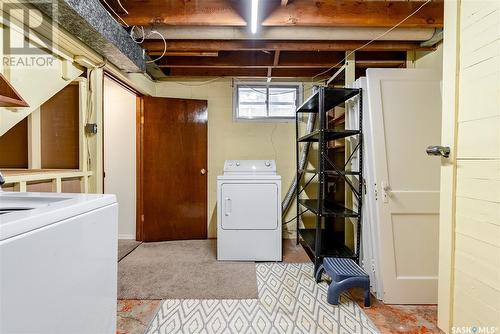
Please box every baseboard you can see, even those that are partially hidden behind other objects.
[118,234,136,240]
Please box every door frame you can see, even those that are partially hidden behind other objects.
[437,0,460,331]
[135,96,209,241]
[136,96,144,241]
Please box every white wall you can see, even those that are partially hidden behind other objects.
[416,43,444,74]
[438,1,500,331]
[103,77,137,239]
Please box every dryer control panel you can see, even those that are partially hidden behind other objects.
[223,160,276,175]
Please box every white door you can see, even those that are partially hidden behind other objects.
[367,69,442,304]
[220,182,278,230]
[347,77,383,299]
[103,77,137,239]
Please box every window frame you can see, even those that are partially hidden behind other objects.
[233,82,303,122]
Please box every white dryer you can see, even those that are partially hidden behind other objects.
[217,160,282,261]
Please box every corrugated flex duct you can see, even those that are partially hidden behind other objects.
[281,111,316,218]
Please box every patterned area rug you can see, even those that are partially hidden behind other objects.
[145,263,379,334]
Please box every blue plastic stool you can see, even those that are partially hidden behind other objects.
[315,257,371,307]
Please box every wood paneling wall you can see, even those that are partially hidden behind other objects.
[0,118,28,168]
[452,0,500,328]
[40,84,80,169]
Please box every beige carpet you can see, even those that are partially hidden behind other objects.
[118,240,258,300]
[118,240,142,262]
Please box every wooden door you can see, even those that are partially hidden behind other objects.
[367,68,442,304]
[138,97,208,241]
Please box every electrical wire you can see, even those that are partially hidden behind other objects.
[116,0,129,14]
[100,0,169,63]
[85,61,106,170]
[101,0,130,27]
[144,30,167,63]
[130,26,145,44]
[311,0,432,83]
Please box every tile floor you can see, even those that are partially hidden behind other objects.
[117,239,442,334]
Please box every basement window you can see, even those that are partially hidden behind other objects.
[234,83,302,121]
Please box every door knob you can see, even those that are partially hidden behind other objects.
[426,145,450,158]
[381,181,391,203]
[200,168,206,175]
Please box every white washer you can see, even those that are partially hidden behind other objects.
[217,160,282,261]
[0,192,118,334]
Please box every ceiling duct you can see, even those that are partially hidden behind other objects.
[31,0,146,73]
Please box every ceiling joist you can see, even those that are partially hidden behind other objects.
[104,0,443,28]
[143,40,432,52]
[97,0,443,78]
[262,0,443,28]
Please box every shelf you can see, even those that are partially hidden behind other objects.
[299,228,356,259]
[297,88,360,113]
[295,85,363,268]
[0,73,29,107]
[298,199,358,217]
[298,169,360,176]
[1,169,92,184]
[297,129,360,142]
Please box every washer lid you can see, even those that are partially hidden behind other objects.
[0,193,117,241]
[224,160,276,175]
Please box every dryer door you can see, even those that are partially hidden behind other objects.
[220,183,278,230]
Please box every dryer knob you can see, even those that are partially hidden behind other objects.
[236,162,240,166]
[265,161,271,167]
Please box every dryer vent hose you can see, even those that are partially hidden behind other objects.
[281,112,316,217]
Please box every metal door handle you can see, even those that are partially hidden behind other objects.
[381,181,391,203]
[426,145,450,158]
[383,185,392,196]
[201,168,206,175]
[224,197,231,216]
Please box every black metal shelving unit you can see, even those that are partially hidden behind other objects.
[295,86,363,276]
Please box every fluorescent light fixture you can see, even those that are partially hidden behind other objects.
[251,0,259,34]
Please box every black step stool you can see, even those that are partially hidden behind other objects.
[315,257,371,307]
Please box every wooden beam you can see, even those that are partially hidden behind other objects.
[155,50,349,68]
[167,68,269,77]
[273,50,281,65]
[104,0,442,28]
[263,0,443,28]
[160,64,340,69]
[166,67,335,77]
[268,50,281,77]
[101,0,246,26]
[143,40,432,52]
[355,60,405,68]
[148,51,219,57]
